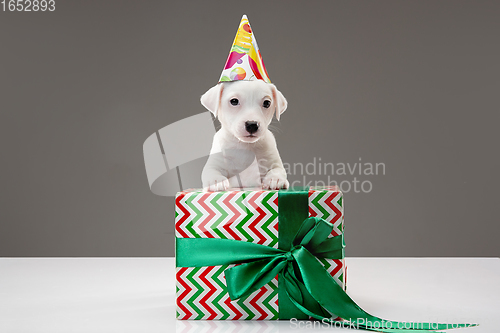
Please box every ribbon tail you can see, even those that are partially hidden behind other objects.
[286,292,446,333]
[281,265,332,319]
[292,247,476,331]
[282,264,446,333]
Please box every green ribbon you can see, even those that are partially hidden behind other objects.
[176,189,476,332]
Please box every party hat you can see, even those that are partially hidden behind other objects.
[219,15,271,83]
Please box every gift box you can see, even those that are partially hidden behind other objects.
[175,186,346,320]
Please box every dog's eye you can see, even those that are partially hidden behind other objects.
[263,100,271,108]
[230,98,239,106]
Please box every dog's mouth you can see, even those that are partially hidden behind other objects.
[238,134,260,143]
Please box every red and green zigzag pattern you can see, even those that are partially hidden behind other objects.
[309,187,346,288]
[176,265,278,320]
[176,187,345,320]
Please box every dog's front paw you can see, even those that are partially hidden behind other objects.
[203,176,230,192]
[262,172,289,190]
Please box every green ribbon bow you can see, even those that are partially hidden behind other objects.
[176,189,476,332]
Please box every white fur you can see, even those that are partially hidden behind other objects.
[201,80,289,191]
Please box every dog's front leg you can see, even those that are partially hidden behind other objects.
[262,165,289,190]
[202,152,230,191]
[257,137,289,190]
[202,132,231,191]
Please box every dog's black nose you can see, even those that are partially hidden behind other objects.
[245,121,259,134]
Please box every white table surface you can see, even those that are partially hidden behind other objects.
[0,258,498,333]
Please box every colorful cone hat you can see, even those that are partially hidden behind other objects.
[219,15,271,83]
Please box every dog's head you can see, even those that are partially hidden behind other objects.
[201,80,287,143]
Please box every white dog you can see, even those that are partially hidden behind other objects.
[201,80,289,191]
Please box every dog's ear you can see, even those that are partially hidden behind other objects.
[201,83,224,117]
[270,84,288,121]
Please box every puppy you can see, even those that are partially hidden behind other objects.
[201,80,289,191]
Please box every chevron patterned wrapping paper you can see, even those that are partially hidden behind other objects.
[175,186,346,320]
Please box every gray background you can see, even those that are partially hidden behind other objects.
[1,0,498,257]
